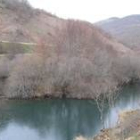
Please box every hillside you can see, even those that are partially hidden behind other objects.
[0,0,131,54]
[1,0,140,100]
[0,0,65,44]
[96,15,140,50]
[2,19,135,99]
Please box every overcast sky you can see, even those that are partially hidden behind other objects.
[28,0,140,23]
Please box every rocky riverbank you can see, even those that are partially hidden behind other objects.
[75,109,140,140]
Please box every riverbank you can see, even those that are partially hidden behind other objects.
[75,109,140,140]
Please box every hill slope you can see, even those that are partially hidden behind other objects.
[0,0,65,44]
[0,0,131,55]
[96,15,140,50]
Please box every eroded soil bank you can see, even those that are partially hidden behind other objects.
[75,109,140,140]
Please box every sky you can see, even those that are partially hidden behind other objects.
[28,0,140,23]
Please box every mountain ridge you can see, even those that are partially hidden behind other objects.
[96,14,140,50]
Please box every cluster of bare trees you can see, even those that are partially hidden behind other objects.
[1,20,140,99]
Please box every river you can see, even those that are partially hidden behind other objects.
[0,83,140,140]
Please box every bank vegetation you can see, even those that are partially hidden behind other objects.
[0,20,139,100]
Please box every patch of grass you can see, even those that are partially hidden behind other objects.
[133,135,140,140]
[0,41,35,54]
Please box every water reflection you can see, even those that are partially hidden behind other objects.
[0,99,103,140]
[104,83,140,128]
[0,83,140,140]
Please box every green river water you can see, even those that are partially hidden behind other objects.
[0,84,140,140]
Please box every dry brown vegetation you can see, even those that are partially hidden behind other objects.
[0,0,64,43]
[76,110,140,140]
[1,20,140,99]
[0,1,140,140]
[96,15,140,50]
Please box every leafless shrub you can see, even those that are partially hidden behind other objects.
[0,56,11,78]
[0,55,16,95]
[5,54,46,98]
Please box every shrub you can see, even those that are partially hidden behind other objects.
[5,54,46,98]
[0,56,11,78]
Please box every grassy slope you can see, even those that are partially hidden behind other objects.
[0,41,35,54]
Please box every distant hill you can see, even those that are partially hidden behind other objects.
[96,15,140,50]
